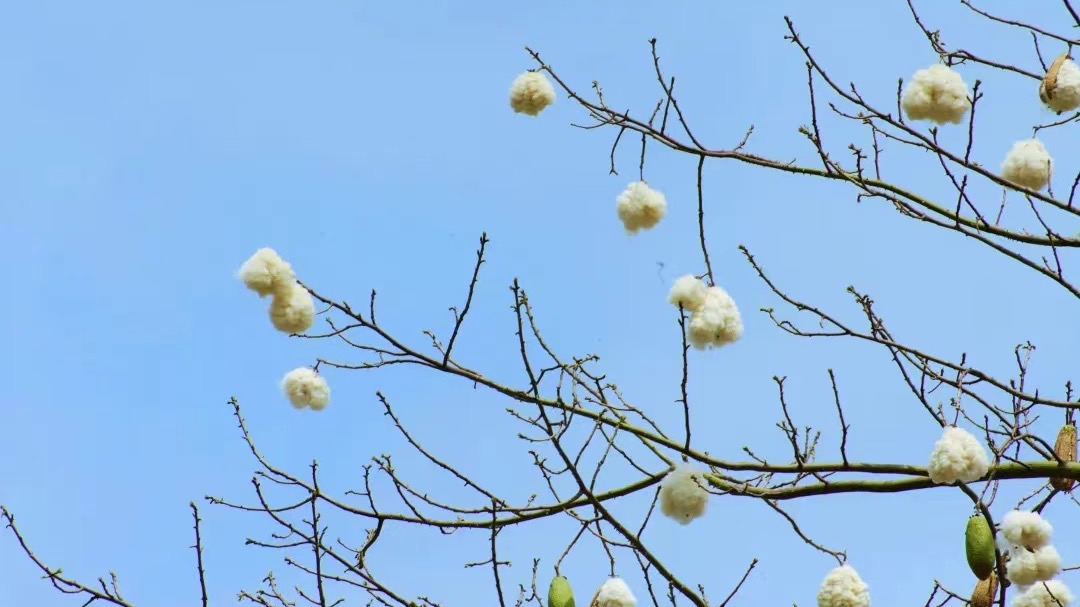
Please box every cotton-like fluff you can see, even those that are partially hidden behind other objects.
[926,426,989,484]
[667,274,708,312]
[1001,510,1053,551]
[817,565,870,607]
[1006,545,1061,586]
[238,248,296,298]
[509,71,556,116]
[1001,139,1052,191]
[615,181,667,234]
[1013,580,1075,607]
[686,286,743,350]
[1041,57,1080,113]
[281,367,330,410]
[900,64,970,125]
[592,578,636,607]
[658,463,709,525]
[269,282,316,334]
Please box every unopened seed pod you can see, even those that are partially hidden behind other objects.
[970,573,998,607]
[548,576,576,607]
[1050,423,1077,492]
[965,514,996,580]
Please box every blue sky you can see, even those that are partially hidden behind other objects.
[1,1,1077,606]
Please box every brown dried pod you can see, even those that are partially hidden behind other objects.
[1050,423,1077,492]
[1039,52,1070,104]
[970,573,998,607]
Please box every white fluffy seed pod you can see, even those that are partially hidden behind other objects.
[592,578,636,607]
[1001,510,1054,551]
[509,71,556,116]
[817,564,870,607]
[926,425,989,484]
[615,181,667,234]
[686,285,743,350]
[269,282,316,334]
[281,367,331,410]
[239,248,296,298]
[900,64,970,125]
[658,463,709,525]
[1012,580,1075,607]
[1041,56,1080,113]
[1001,139,1052,191]
[667,274,708,312]
[1005,545,1062,586]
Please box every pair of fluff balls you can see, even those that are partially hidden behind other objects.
[899,64,1055,192]
[817,564,870,607]
[509,70,556,116]
[667,274,743,350]
[999,510,1062,587]
[926,425,990,484]
[658,463,710,525]
[281,367,331,411]
[1003,55,1075,195]
[239,248,316,334]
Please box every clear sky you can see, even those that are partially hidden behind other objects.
[1,1,1077,606]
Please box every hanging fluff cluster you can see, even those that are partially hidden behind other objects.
[817,564,870,607]
[281,367,331,411]
[616,181,667,233]
[926,425,990,484]
[1012,580,1075,607]
[591,577,636,607]
[668,275,743,350]
[999,510,1062,587]
[1001,139,1053,191]
[509,70,556,116]
[658,463,710,525]
[238,248,316,335]
[900,64,971,125]
[1040,53,1080,114]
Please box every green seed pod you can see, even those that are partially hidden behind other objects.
[548,575,575,607]
[965,514,996,580]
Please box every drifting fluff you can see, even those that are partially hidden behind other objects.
[667,274,709,312]
[592,578,636,607]
[616,181,667,233]
[1012,580,1075,607]
[686,285,743,350]
[281,367,331,410]
[1001,139,1052,191]
[509,71,556,116]
[1040,54,1080,113]
[900,64,970,125]
[269,282,316,334]
[238,247,296,298]
[817,565,870,607]
[658,463,710,525]
[926,425,989,484]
